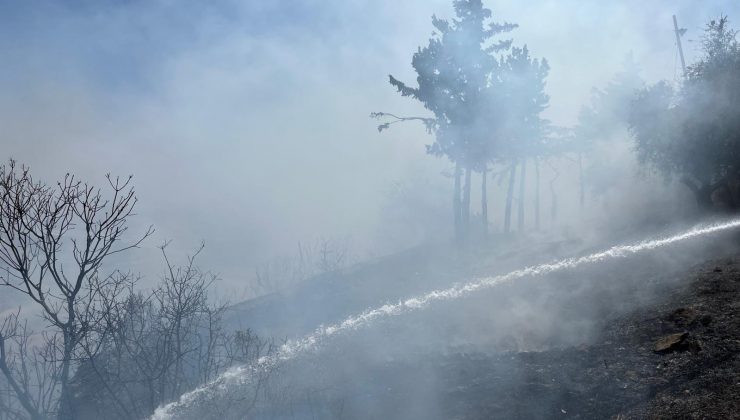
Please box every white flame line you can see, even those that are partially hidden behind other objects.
[151,218,740,419]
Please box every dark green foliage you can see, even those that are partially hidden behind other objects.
[379,0,550,237]
[388,0,519,169]
[631,17,740,208]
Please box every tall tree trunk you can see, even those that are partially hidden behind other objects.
[549,163,559,225]
[504,162,517,234]
[453,162,462,242]
[680,176,714,211]
[462,166,472,239]
[578,153,585,213]
[550,182,558,225]
[517,158,527,232]
[57,327,75,420]
[535,158,541,231]
[174,318,183,397]
[481,167,488,235]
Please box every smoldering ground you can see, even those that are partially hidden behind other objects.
[154,220,740,419]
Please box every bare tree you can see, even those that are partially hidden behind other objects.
[315,237,349,274]
[0,310,44,420]
[252,237,351,296]
[0,306,65,420]
[0,160,152,420]
[69,244,277,420]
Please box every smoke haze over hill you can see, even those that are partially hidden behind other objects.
[1,0,738,289]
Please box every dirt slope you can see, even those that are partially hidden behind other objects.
[223,228,740,420]
[291,254,740,420]
[437,256,740,419]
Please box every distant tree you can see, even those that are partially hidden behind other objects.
[378,0,516,241]
[577,54,643,143]
[631,17,740,210]
[0,161,152,420]
[528,126,573,229]
[574,54,643,208]
[375,0,549,239]
[252,237,352,296]
[0,308,60,420]
[497,45,549,232]
[68,244,277,420]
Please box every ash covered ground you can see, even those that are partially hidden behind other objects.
[322,254,740,419]
[206,229,740,420]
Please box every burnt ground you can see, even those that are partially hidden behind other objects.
[268,253,740,420]
[220,230,740,420]
[356,256,740,420]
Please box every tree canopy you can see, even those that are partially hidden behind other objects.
[631,17,740,209]
[378,0,550,239]
[388,0,519,168]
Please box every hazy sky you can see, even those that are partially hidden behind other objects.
[1,0,738,289]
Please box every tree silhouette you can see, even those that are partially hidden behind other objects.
[375,0,550,240]
[378,1,519,239]
[631,17,740,210]
[0,161,153,420]
[497,45,549,232]
[573,55,643,209]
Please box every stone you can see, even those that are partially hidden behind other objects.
[653,332,689,353]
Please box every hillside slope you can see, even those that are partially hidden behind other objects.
[299,254,740,419]
[216,227,740,419]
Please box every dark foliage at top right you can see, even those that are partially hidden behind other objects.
[631,17,740,211]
